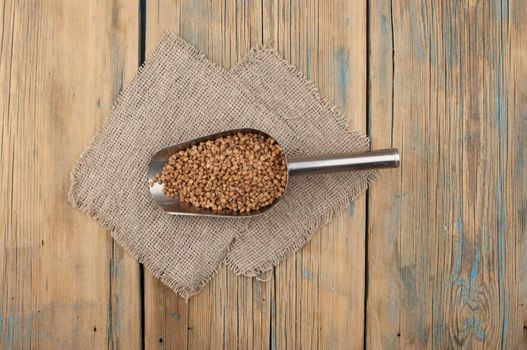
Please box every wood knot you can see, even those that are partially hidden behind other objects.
[449,279,492,346]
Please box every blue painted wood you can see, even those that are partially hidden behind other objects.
[368,0,527,348]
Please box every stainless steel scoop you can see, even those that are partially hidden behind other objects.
[148,128,400,217]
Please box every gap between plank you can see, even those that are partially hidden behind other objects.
[364,0,371,346]
[139,1,147,350]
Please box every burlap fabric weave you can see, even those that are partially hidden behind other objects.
[69,34,378,299]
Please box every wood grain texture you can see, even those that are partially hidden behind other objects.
[0,0,141,349]
[2,0,526,348]
[270,1,367,349]
[367,0,527,348]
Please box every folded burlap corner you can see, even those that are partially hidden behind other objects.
[69,33,378,299]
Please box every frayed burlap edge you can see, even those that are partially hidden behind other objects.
[69,33,378,298]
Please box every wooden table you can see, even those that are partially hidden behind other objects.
[1,0,526,348]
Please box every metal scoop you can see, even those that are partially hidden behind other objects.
[148,128,400,217]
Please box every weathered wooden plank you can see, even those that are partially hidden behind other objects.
[144,1,272,349]
[269,0,367,349]
[0,0,141,349]
[107,4,143,348]
[318,1,367,348]
[500,0,527,347]
[143,4,189,349]
[267,1,298,347]
[367,0,399,347]
[367,0,527,348]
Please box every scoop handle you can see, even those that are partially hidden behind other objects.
[287,148,400,176]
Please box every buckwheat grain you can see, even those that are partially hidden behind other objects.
[155,132,287,213]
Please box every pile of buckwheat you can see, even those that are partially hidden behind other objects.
[151,132,288,213]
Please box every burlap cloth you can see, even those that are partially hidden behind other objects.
[70,34,378,299]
